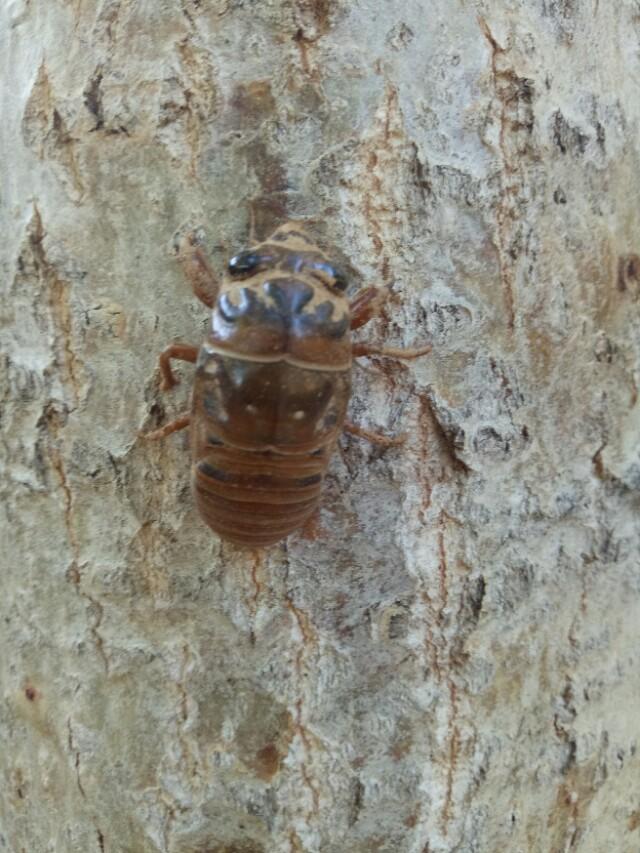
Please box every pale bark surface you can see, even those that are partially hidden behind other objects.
[1,1,639,851]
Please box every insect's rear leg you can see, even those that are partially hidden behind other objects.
[140,411,191,441]
[177,233,220,309]
[158,344,198,391]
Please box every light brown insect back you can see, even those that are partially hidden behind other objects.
[141,221,431,547]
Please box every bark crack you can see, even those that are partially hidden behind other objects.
[478,18,535,332]
[358,86,405,283]
[288,829,304,852]
[417,514,465,838]
[67,719,86,798]
[248,550,264,639]
[441,682,461,835]
[419,393,470,476]
[29,207,84,404]
[174,644,201,783]
[41,405,110,674]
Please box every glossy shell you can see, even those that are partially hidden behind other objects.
[191,225,351,546]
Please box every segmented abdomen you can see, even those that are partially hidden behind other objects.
[192,442,330,547]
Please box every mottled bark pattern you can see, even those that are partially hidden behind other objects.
[1,1,639,852]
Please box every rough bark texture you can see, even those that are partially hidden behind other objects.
[1,2,639,851]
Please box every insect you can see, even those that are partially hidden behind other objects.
[142,221,430,547]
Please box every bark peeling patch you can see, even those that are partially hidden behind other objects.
[235,693,294,783]
[350,86,425,283]
[176,38,219,176]
[292,0,334,76]
[542,0,578,43]
[22,63,84,198]
[629,810,640,832]
[549,759,601,850]
[552,110,589,156]
[27,208,85,405]
[228,80,276,131]
[241,134,289,242]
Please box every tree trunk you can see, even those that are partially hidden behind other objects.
[1,2,639,851]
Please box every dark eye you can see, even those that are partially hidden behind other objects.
[307,260,347,291]
[228,251,260,275]
[332,266,347,291]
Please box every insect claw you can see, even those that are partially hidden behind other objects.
[140,412,191,441]
[160,377,179,391]
[343,422,407,447]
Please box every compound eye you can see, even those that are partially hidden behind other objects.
[228,251,260,275]
[307,260,347,291]
[332,266,347,292]
[322,262,347,291]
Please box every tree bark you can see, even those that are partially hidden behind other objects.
[1,2,639,851]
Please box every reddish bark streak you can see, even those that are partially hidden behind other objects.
[285,594,321,820]
[358,86,403,282]
[441,682,460,834]
[67,719,86,798]
[419,514,463,834]
[30,207,83,402]
[250,550,263,615]
[437,518,449,624]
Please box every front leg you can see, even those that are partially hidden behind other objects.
[177,233,221,309]
[158,344,198,390]
[352,342,432,360]
[349,286,388,330]
[350,286,431,360]
[343,420,406,447]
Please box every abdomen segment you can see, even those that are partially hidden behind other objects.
[192,443,330,547]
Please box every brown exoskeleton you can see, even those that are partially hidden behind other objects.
[142,222,430,546]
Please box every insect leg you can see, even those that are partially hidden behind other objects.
[352,342,432,359]
[349,286,387,330]
[177,233,220,308]
[350,288,431,358]
[140,412,191,441]
[158,344,198,390]
[343,420,406,447]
